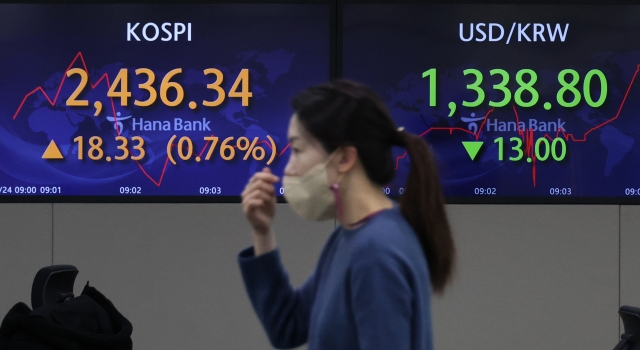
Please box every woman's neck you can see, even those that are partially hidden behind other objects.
[337,175,394,228]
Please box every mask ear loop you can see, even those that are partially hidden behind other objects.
[330,182,345,223]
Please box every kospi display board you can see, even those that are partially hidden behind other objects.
[0,4,330,201]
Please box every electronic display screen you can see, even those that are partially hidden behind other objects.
[343,4,640,203]
[3,3,638,203]
[0,4,330,201]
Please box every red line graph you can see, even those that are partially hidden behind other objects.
[12,52,291,187]
[395,64,640,187]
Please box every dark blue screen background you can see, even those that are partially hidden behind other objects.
[0,4,330,198]
[3,4,640,202]
[343,5,640,201]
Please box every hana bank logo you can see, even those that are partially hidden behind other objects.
[461,113,484,133]
[106,112,132,133]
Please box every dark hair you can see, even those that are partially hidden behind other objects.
[291,79,455,293]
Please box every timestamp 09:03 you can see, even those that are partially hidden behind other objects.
[200,187,222,195]
[550,188,572,195]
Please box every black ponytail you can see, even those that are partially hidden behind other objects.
[397,131,455,294]
[292,79,455,293]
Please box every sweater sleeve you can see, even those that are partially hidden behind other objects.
[350,246,413,350]
[238,247,317,349]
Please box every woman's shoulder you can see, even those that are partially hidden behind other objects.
[355,206,413,237]
[348,207,421,261]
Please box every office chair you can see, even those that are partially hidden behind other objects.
[614,306,640,350]
[0,265,133,350]
[31,264,79,309]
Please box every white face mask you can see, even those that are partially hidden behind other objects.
[283,155,339,221]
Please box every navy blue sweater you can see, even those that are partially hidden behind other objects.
[238,206,434,350]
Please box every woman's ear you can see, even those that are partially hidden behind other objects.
[336,146,358,173]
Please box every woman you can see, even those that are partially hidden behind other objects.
[238,79,455,350]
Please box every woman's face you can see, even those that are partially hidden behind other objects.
[284,114,330,177]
